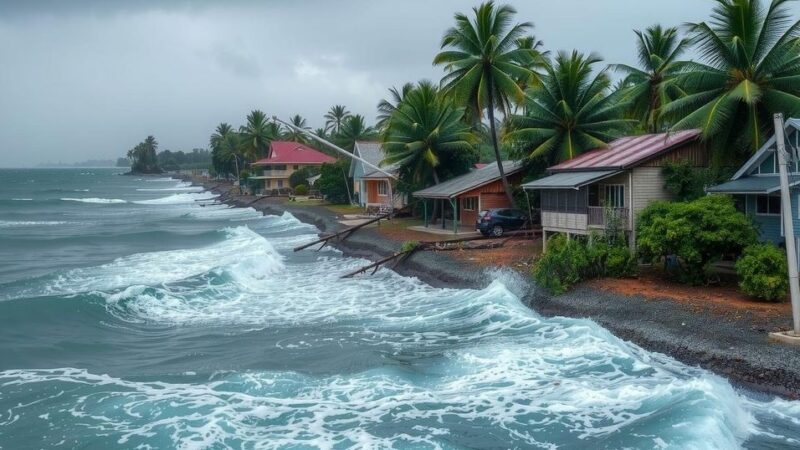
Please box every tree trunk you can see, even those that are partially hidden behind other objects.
[486,87,516,206]
[430,170,441,223]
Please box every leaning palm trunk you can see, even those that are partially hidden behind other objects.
[486,83,515,205]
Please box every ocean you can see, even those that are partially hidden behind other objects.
[0,168,799,449]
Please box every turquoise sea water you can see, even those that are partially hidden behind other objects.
[1,168,799,449]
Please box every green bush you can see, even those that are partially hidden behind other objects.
[533,235,588,295]
[736,243,789,302]
[637,195,757,284]
[294,184,309,195]
[239,170,250,179]
[316,160,352,204]
[533,233,637,295]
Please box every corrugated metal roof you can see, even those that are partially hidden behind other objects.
[354,141,383,167]
[551,129,702,171]
[351,141,397,179]
[252,141,335,165]
[412,161,524,199]
[706,175,800,194]
[522,170,621,190]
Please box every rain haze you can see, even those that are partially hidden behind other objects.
[1,0,797,167]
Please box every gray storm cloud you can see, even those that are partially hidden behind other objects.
[1,0,794,166]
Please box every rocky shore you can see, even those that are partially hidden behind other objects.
[198,178,800,399]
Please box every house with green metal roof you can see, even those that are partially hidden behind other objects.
[708,118,800,248]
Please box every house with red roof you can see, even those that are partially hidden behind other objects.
[250,141,336,192]
[522,130,708,249]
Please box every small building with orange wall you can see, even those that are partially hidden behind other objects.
[413,161,525,232]
[349,141,407,211]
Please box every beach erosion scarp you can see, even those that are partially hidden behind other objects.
[195,178,800,400]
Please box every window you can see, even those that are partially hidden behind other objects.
[462,196,478,211]
[293,165,299,170]
[377,181,388,196]
[588,185,600,207]
[272,165,287,171]
[266,180,271,188]
[277,180,284,188]
[756,195,781,215]
[604,185,625,208]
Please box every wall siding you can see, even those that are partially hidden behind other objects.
[542,212,588,232]
[456,173,523,224]
[640,141,709,167]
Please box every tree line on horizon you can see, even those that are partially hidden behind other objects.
[125,135,211,173]
[209,0,800,202]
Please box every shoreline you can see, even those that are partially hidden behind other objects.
[195,178,800,400]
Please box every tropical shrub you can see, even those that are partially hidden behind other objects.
[316,160,351,204]
[637,195,757,284]
[239,170,250,179]
[533,235,588,295]
[294,184,309,196]
[289,167,317,188]
[736,243,789,302]
[533,234,636,295]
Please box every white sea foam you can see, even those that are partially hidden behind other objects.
[137,181,202,192]
[61,197,127,204]
[37,226,283,298]
[132,192,217,205]
[0,221,70,228]
[11,198,33,201]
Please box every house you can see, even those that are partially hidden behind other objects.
[413,161,526,233]
[523,130,707,250]
[349,141,407,211]
[707,118,800,252]
[250,141,336,192]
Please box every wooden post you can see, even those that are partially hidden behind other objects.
[542,229,548,252]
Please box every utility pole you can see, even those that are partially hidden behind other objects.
[772,113,800,341]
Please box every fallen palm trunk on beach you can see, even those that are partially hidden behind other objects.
[293,214,392,252]
[340,231,535,278]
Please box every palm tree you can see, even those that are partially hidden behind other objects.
[336,114,376,151]
[381,81,475,186]
[505,51,634,165]
[239,110,274,161]
[284,114,311,142]
[664,0,800,164]
[210,123,240,178]
[314,128,329,139]
[324,105,351,134]
[433,1,542,204]
[376,83,414,130]
[612,25,689,133]
[210,123,233,150]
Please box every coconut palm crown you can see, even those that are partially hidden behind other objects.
[613,25,690,133]
[433,1,542,203]
[505,51,634,165]
[381,81,476,185]
[324,105,351,134]
[664,0,800,164]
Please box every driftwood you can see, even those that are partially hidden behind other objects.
[341,230,539,279]
[293,214,391,252]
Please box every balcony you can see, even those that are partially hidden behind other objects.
[587,206,629,228]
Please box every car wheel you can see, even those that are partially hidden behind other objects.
[491,225,504,237]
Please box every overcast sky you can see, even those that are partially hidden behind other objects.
[1,0,798,167]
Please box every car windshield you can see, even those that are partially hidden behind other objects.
[479,210,489,217]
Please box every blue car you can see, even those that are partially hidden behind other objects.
[476,208,529,236]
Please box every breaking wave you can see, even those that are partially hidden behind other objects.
[61,197,127,204]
